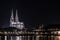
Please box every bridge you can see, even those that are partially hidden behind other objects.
[0,27,60,40]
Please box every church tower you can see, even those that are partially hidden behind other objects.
[10,9,24,29]
[10,9,14,27]
[15,10,19,22]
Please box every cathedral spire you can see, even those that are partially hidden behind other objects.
[11,9,14,19]
[15,10,19,22]
[10,9,14,22]
[10,9,14,21]
[10,9,14,27]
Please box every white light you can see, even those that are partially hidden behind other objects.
[12,22,17,24]
[5,36,7,40]
[20,22,23,24]
[16,36,20,40]
[17,22,20,24]
[16,36,22,40]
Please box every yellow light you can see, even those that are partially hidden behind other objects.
[56,36,60,40]
[58,31,60,34]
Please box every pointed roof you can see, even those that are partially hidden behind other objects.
[10,9,14,22]
[11,9,14,19]
[15,10,19,22]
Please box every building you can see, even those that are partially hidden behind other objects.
[0,9,25,40]
[0,9,60,40]
[10,9,24,29]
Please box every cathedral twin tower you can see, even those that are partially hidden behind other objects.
[10,9,24,29]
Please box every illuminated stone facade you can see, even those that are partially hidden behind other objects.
[10,9,24,29]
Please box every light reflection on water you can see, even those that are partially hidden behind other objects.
[55,36,60,40]
[1,36,60,40]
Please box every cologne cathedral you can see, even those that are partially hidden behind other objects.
[0,9,60,40]
[10,9,24,29]
[0,9,25,40]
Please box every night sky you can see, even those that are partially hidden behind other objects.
[0,0,58,28]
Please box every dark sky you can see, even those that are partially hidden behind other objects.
[0,0,58,28]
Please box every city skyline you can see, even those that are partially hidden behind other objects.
[0,0,57,28]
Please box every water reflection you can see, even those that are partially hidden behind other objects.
[55,36,60,40]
